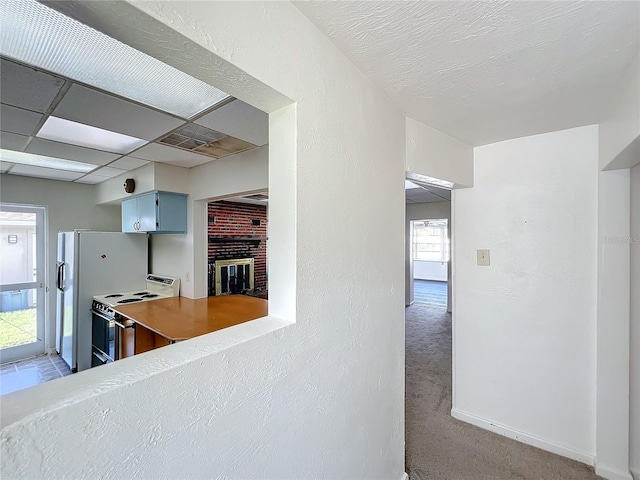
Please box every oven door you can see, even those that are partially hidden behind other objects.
[91,309,115,364]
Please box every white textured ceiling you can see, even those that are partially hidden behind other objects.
[295,1,640,146]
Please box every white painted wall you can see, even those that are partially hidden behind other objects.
[0,174,120,352]
[596,169,632,480]
[599,53,640,171]
[406,117,473,187]
[452,126,599,463]
[94,147,269,298]
[414,261,447,282]
[96,162,156,205]
[0,3,406,480]
[405,201,451,308]
[596,45,638,480]
[630,163,640,479]
[188,145,268,201]
[151,145,269,299]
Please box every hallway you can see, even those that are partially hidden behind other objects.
[405,304,601,480]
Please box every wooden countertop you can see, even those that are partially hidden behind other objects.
[112,295,268,342]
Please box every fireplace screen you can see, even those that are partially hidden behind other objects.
[214,258,254,295]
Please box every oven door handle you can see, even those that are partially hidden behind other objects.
[91,309,115,323]
[92,349,111,364]
[92,309,132,329]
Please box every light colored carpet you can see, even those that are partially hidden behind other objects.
[405,304,602,480]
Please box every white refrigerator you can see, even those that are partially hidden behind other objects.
[56,231,148,372]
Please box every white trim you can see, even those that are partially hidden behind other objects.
[451,408,595,466]
[399,473,409,480]
[450,192,457,409]
[595,463,633,480]
[0,203,47,363]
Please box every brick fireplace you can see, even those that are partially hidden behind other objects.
[207,201,267,297]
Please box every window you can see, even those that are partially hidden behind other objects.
[412,219,449,262]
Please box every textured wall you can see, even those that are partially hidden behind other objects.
[0,2,406,479]
[406,118,473,187]
[453,126,598,462]
[207,201,268,294]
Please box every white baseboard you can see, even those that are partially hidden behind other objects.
[630,467,640,480]
[595,463,633,480]
[399,473,409,480]
[451,408,594,466]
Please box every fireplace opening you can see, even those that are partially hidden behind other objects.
[214,258,254,295]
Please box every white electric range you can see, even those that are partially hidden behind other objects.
[90,274,180,367]
[93,274,180,308]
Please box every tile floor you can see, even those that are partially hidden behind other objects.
[413,279,447,308]
[1,354,72,395]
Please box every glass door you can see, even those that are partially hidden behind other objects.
[0,204,46,363]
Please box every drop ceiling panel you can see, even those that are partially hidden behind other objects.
[195,100,269,146]
[9,164,83,181]
[74,174,109,184]
[0,103,43,136]
[53,84,186,141]
[0,132,29,151]
[0,58,65,113]
[130,143,212,168]
[90,166,126,178]
[108,156,149,170]
[26,138,120,166]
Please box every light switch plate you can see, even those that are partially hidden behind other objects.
[477,249,490,266]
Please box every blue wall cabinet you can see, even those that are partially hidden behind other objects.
[122,191,187,234]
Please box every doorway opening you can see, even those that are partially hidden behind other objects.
[206,196,268,300]
[411,218,449,308]
[0,204,46,363]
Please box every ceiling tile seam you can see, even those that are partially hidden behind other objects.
[108,99,240,162]
[2,58,250,169]
[18,79,73,153]
[1,62,262,177]
[186,95,236,123]
[122,111,245,163]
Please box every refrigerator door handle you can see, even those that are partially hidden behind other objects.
[56,262,65,292]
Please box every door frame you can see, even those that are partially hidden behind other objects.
[0,203,47,363]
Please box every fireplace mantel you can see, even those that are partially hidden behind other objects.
[208,237,267,247]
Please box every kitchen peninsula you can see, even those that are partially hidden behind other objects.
[113,295,268,354]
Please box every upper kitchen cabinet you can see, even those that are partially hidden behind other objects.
[122,191,187,234]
